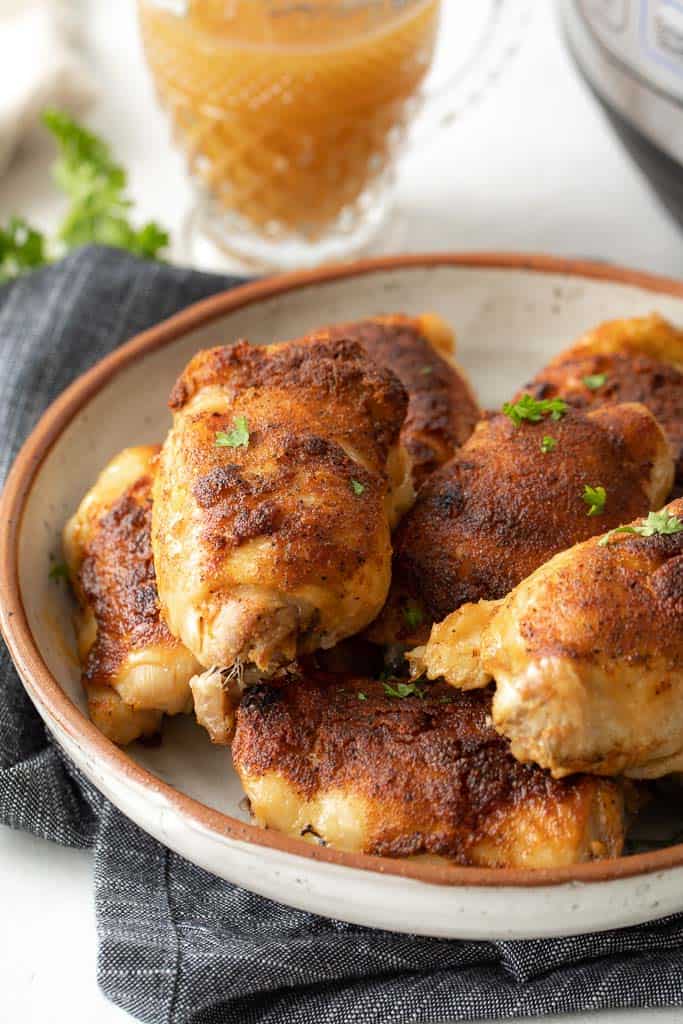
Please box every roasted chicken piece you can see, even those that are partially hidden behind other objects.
[523,314,683,483]
[63,446,200,746]
[410,499,683,781]
[321,314,479,488]
[152,334,410,673]
[388,401,673,629]
[232,673,628,867]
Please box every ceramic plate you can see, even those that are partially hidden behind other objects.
[3,253,683,940]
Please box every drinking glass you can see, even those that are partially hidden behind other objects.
[138,1,521,269]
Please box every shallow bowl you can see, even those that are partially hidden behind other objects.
[3,253,683,939]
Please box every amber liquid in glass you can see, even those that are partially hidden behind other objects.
[139,1,440,246]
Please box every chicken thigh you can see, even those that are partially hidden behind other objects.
[389,401,673,628]
[410,498,683,780]
[63,446,200,745]
[321,314,480,488]
[232,672,628,867]
[152,334,410,673]
[523,314,683,482]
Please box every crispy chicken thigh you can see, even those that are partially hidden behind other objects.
[410,498,683,780]
[152,335,410,673]
[63,446,200,745]
[389,402,673,629]
[232,673,627,867]
[321,315,480,488]
[524,314,683,482]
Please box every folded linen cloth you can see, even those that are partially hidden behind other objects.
[0,0,93,176]
[1,246,683,1024]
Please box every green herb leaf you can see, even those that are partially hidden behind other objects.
[583,373,607,390]
[383,680,426,700]
[216,415,250,448]
[599,509,683,546]
[49,562,70,582]
[402,603,423,629]
[43,108,168,260]
[540,435,557,454]
[1,111,171,284]
[357,691,367,701]
[0,217,48,284]
[583,484,607,517]
[419,364,433,375]
[350,478,365,496]
[502,394,568,427]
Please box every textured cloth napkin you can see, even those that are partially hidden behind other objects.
[2,247,683,1024]
[0,0,93,176]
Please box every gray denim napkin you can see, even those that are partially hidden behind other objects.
[1,246,683,1024]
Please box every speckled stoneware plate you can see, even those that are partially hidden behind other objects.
[3,253,683,940]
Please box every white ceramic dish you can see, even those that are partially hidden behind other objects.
[3,253,683,940]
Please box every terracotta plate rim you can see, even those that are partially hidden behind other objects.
[3,250,683,890]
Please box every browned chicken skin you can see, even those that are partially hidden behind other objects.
[152,335,411,673]
[321,314,480,488]
[523,314,683,483]
[410,498,683,780]
[390,402,673,627]
[232,673,627,867]
[63,446,200,745]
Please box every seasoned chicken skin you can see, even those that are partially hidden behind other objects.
[390,402,673,627]
[232,674,627,867]
[410,498,683,780]
[152,335,410,673]
[524,314,683,482]
[321,315,479,488]
[63,446,200,745]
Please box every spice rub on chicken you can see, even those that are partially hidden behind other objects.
[410,499,683,781]
[523,314,683,484]
[63,446,200,746]
[152,333,411,674]
[319,314,480,488]
[388,400,673,629]
[232,673,627,867]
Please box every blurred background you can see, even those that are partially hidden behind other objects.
[0,1,681,276]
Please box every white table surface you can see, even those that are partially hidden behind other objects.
[1,2,682,1022]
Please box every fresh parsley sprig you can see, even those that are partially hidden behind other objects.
[0,218,48,283]
[599,509,683,547]
[402,603,423,629]
[540,435,557,454]
[48,561,70,582]
[502,394,568,427]
[43,109,168,259]
[583,373,607,390]
[583,485,607,517]
[383,680,427,700]
[216,416,250,449]
[0,110,169,285]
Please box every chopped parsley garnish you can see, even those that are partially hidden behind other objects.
[216,415,249,448]
[350,478,365,496]
[383,680,426,700]
[599,509,683,546]
[502,394,568,427]
[357,691,367,702]
[540,435,557,454]
[583,373,607,390]
[402,603,423,629]
[419,364,433,375]
[48,562,70,582]
[583,485,606,517]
